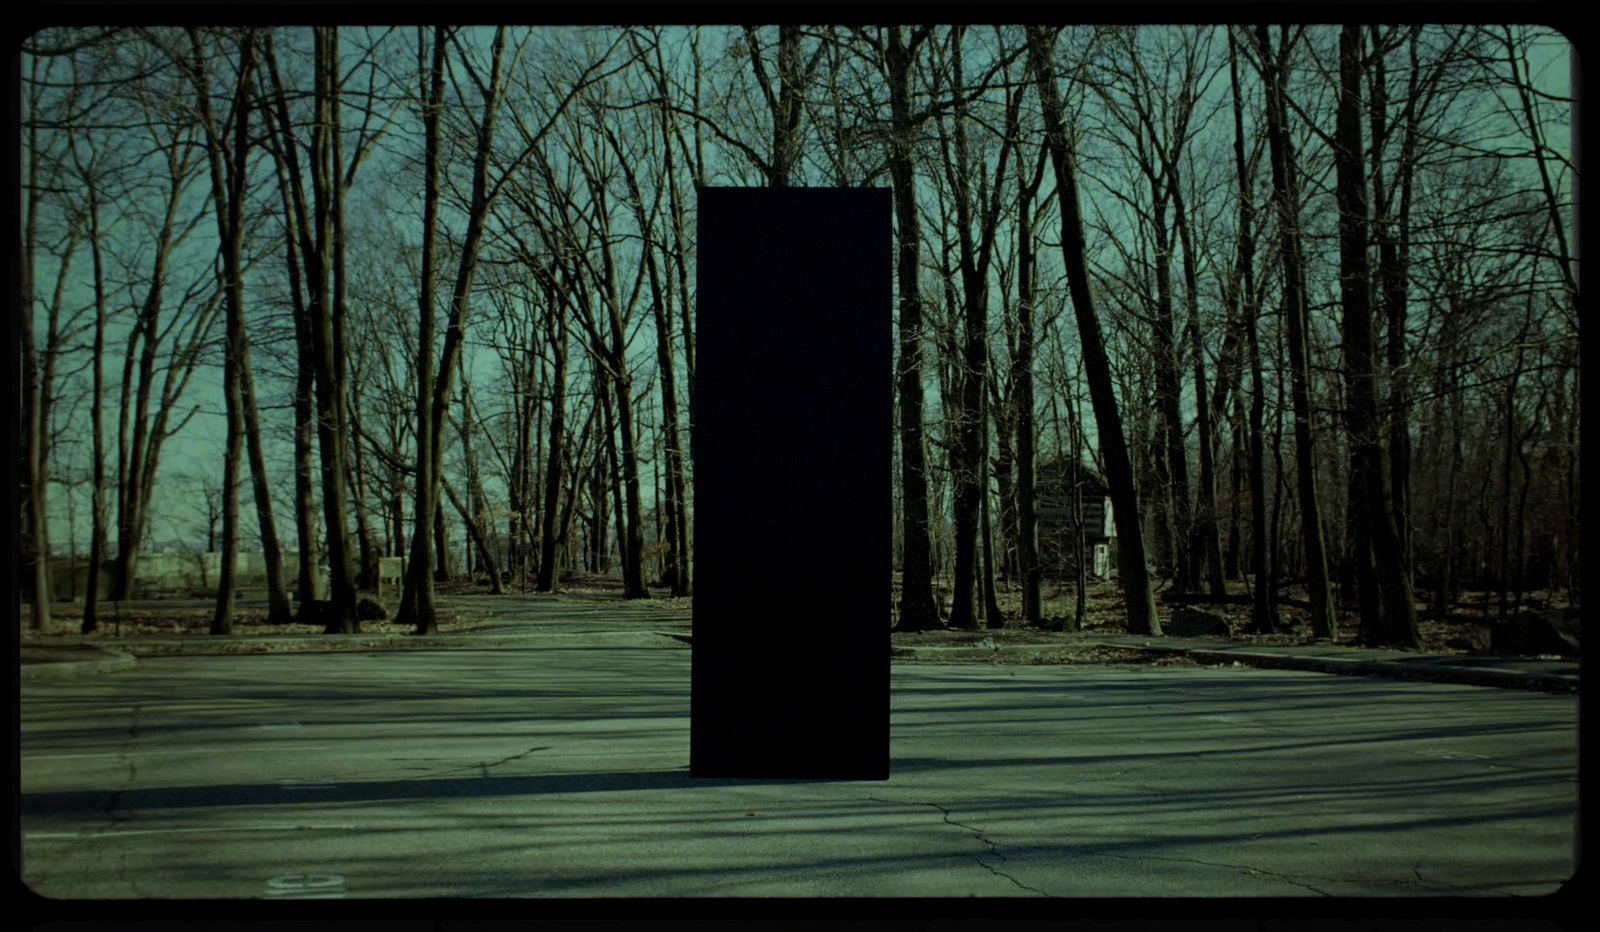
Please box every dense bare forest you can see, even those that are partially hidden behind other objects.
[18,25,1577,648]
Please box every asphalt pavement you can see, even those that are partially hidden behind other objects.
[16,603,1582,899]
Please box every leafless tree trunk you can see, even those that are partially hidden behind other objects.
[882,25,941,631]
[346,342,379,592]
[1370,25,1421,582]
[111,117,217,603]
[538,274,570,592]
[396,25,449,632]
[1497,291,1538,623]
[441,471,501,594]
[1066,367,1088,632]
[598,375,627,579]
[1027,25,1160,636]
[326,30,373,599]
[1428,300,1463,615]
[20,52,55,632]
[742,25,825,188]
[606,120,689,595]
[940,26,1019,629]
[189,27,292,629]
[415,26,615,615]
[1335,24,1419,647]
[183,26,259,635]
[306,26,358,632]
[76,143,109,633]
[433,495,451,582]
[561,116,648,598]
[1228,30,1275,634]
[978,384,1004,627]
[1254,24,1337,640]
[259,28,357,630]
[1013,145,1049,623]
[1172,163,1227,598]
[260,103,321,605]
[456,378,502,592]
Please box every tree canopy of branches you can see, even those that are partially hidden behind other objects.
[20,24,1577,643]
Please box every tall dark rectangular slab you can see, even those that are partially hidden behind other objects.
[691,187,891,780]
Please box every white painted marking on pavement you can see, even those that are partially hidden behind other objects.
[264,873,346,899]
[1414,748,1491,761]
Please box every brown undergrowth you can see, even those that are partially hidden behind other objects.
[895,576,1564,656]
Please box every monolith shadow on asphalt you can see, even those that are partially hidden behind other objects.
[692,188,891,780]
[18,769,848,815]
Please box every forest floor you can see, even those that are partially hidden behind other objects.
[20,571,685,641]
[24,572,1564,661]
[892,575,1572,659]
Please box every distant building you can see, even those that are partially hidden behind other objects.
[1033,457,1114,579]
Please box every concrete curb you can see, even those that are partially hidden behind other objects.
[1179,647,1579,694]
[20,630,690,665]
[890,644,1110,663]
[888,639,1579,694]
[21,645,136,680]
[23,631,1575,695]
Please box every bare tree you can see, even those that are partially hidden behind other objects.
[68,108,111,633]
[1333,24,1420,647]
[1087,26,1208,592]
[935,26,1022,629]
[1171,153,1228,599]
[554,82,651,599]
[90,39,223,604]
[444,401,504,594]
[394,24,451,631]
[20,49,65,632]
[182,26,297,633]
[880,25,942,631]
[603,104,689,595]
[1027,25,1160,636]
[538,262,573,592]
[400,27,637,628]
[1251,24,1337,640]
[1226,29,1276,635]
[258,28,360,631]
[739,25,813,187]
[1011,143,1051,623]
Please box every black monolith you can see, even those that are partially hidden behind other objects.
[691,187,890,779]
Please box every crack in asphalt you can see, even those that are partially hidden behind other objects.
[485,745,553,769]
[410,745,555,780]
[64,702,146,890]
[852,798,1520,897]
[1103,852,1333,895]
[868,795,1058,897]
[348,745,556,783]
[119,842,150,898]
[103,703,142,823]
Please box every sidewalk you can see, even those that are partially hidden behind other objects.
[22,626,1577,693]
